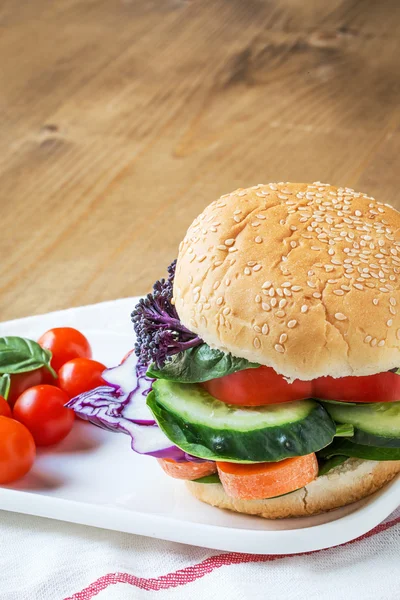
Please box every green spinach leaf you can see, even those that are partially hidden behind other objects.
[147,343,259,383]
[0,336,56,377]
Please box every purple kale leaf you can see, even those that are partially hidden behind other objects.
[131,259,202,368]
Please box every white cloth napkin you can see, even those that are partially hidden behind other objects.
[0,507,398,600]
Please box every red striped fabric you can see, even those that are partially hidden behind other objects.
[65,515,400,599]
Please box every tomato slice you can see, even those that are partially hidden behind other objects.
[202,366,312,406]
[217,453,318,500]
[203,364,400,406]
[313,372,400,403]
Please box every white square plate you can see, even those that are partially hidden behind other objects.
[0,298,399,555]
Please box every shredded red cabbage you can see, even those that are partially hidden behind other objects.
[66,352,204,462]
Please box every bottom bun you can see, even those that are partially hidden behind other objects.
[185,459,400,519]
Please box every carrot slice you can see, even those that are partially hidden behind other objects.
[217,453,318,500]
[158,458,217,480]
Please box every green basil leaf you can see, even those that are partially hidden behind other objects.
[193,473,221,484]
[147,343,259,383]
[0,374,10,400]
[318,439,400,461]
[335,423,354,437]
[318,455,348,477]
[0,336,56,376]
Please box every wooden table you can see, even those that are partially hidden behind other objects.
[2,0,400,321]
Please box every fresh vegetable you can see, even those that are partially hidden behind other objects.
[322,400,400,447]
[202,365,312,406]
[335,423,354,437]
[0,374,10,399]
[216,453,318,500]
[0,396,12,418]
[0,336,56,377]
[148,344,259,384]
[38,327,92,372]
[314,372,400,403]
[132,260,201,369]
[157,458,217,480]
[13,385,75,446]
[317,455,348,476]
[318,439,400,461]
[66,354,203,461]
[0,417,36,484]
[148,380,336,462]
[8,368,50,407]
[193,473,221,484]
[58,358,106,398]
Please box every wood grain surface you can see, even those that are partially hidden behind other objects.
[1,0,400,321]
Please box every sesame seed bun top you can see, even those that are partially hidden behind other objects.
[173,182,400,381]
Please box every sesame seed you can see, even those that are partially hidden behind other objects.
[270,298,277,307]
[387,319,393,327]
[253,337,261,349]
[225,239,235,246]
[262,303,271,311]
[390,298,397,306]
[253,325,261,333]
[253,264,262,271]
[288,320,297,328]
[373,298,379,305]
[276,310,286,318]
[268,288,275,297]
[335,313,347,321]
[364,335,372,343]
[291,286,302,292]
[334,290,344,295]
[255,236,263,244]
[217,245,227,251]
[216,296,224,305]
[262,324,269,335]
[279,299,287,308]
[262,281,272,289]
[244,267,251,275]
[275,344,284,353]
[301,305,308,313]
[255,295,261,303]
[198,255,206,262]
[313,292,322,298]
[280,333,288,344]
[371,338,377,347]
[354,283,364,290]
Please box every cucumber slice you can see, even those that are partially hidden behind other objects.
[318,439,400,461]
[147,380,336,463]
[321,401,400,448]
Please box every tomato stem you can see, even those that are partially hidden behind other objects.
[45,364,57,379]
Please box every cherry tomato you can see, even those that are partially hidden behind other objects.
[58,358,106,399]
[0,417,36,483]
[203,366,312,406]
[313,372,400,403]
[0,396,12,418]
[13,385,75,446]
[37,327,92,372]
[8,367,51,407]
